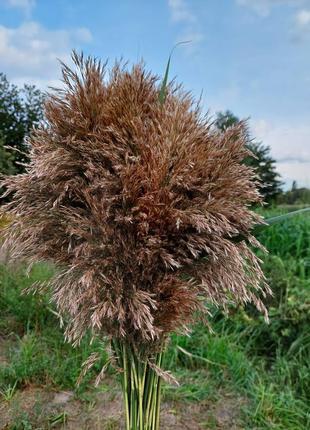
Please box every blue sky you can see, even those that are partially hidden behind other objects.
[0,0,309,188]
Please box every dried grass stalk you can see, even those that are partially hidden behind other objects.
[1,52,271,429]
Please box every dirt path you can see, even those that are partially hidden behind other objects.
[0,383,245,429]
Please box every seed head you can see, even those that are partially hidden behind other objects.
[1,52,271,351]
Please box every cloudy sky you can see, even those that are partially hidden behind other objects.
[0,0,309,189]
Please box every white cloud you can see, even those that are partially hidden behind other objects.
[1,0,35,16]
[295,9,310,30]
[252,120,310,162]
[237,1,310,42]
[236,0,306,17]
[251,119,310,188]
[167,0,203,51]
[0,21,92,88]
[168,0,195,23]
[296,9,310,26]
[290,8,310,42]
[277,161,310,188]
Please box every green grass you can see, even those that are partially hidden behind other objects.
[166,210,310,428]
[0,263,108,393]
[0,209,309,429]
[164,324,310,429]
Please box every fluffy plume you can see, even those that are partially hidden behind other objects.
[1,52,271,352]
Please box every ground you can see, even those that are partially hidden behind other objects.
[0,334,244,430]
[0,384,245,430]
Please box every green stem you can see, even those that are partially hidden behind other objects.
[123,344,131,430]
[154,353,162,430]
[145,364,156,428]
[112,340,164,430]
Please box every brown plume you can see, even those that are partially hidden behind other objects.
[1,52,271,352]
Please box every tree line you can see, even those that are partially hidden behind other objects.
[0,73,44,175]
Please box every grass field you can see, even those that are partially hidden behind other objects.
[0,208,309,429]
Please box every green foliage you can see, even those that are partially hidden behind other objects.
[0,73,44,175]
[0,380,17,401]
[0,136,14,175]
[247,141,282,203]
[164,210,310,428]
[8,401,68,430]
[0,263,107,392]
[214,110,239,131]
[215,110,282,203]
[0,263,54,333]
[236,214,310,401]
[165,323,310,429]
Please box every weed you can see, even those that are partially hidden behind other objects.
[0,380,17,401]
[48,411,68,428]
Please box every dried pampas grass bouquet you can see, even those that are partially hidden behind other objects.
[2,52,270,429]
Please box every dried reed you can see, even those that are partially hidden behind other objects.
[1,52,271,429]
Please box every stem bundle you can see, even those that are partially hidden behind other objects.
[112,340,162,430]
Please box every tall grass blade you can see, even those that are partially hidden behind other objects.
[158,41,191,105]
[265,207,310,225]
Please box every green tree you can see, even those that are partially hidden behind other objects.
[277,183,310,205]
[291,180,298,192]
[0,73,44,174]
[0,136,14,175]
[215,110,282,203]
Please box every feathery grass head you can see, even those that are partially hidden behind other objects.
[1,52,271,352]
